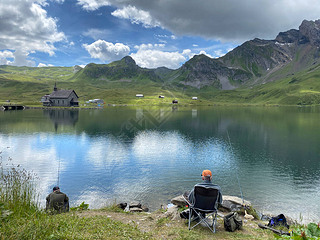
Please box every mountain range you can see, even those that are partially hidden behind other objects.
[75,19,320,91]
[1,19,320,105]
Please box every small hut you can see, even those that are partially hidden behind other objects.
[41,83,79,107]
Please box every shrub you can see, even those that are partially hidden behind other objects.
[0,157,39,216]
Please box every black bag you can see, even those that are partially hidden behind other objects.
[267,214,289,228]
[180,209,189,219]
[224,212,243,232]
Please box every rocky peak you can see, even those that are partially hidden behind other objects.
[73,65,83,73]
[299,19,320,45]
[275,29,299,43]
[121,56,137,68]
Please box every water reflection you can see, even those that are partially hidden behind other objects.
[43,109,79,132]
[0,106,320,223]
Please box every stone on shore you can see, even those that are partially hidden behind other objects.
[171,195,188,207]
[117,202,127,210]
[162,205,180,220]
[130,207,143,212]
[141,204,149,212]
[219,195,251,212]
[129,202,142,209]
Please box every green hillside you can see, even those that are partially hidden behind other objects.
[0,62,319,106]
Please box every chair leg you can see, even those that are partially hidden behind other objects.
[188,208,192,230]
[188,210,217,234]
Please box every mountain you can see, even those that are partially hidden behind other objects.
[74,19,320,91]
[166,19,320,90]
[74,56,163,83]
[1,19,320,105]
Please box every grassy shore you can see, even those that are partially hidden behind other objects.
[1,157,319,239]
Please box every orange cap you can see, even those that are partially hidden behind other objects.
[201,170,212,177]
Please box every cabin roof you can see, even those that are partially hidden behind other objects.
[49,90,79,99]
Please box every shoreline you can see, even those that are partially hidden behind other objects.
[3,103,320,111]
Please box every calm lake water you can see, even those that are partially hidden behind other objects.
[0,106,319,223]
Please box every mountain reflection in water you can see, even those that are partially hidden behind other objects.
[0,106,319,223]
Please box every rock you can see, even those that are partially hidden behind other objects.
[171,195,188,207]
[129,202,142,209]
[73,65,83,73]
[117,202,127,210]
[162,205,180,220]
[276,29,300,43]
[299,19,320,45]
[223,195,251,206]
[244,210,255,220]
[129,207,143,212]
[219,195,251,213]
[219,200,242,212]
[141,204,149,212]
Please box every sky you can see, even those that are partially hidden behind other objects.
[1,0,320,69]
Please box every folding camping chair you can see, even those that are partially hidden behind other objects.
[183,186,220,234]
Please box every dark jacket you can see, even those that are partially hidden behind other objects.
[188,179,223,205]
[46,191,69,213]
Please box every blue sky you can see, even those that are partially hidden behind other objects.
[1,0,320,69]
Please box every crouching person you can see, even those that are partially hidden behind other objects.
[46,186,69,214]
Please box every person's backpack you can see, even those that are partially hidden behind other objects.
[267,214,289,228]
[224,212,243,232]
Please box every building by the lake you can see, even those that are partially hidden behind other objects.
[41,83,79,107]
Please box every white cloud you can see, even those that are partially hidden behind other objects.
[134,43,165,50]
[83,40,130,62]
[200,50,214,58]
[0,0,65,66]
[83,28,112,40]
[0,50,14,65]
[77,0,110,10]
[182,49,214,60]
[12,50,36,67]
[111,5,161,28]
[171,35,177,40]
[78,0,320,42]
[213,50,226,58]
[0,50,36,67]
[130,44,186,69]
[130,45,226,69]
[38,63,54,67]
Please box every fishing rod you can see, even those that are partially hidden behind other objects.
[226,130,245,205]
[57,155,60,186]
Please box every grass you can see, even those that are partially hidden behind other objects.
[1,63,320,107]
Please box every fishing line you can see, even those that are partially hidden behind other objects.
[57,154,60,186]
[226,130,245,205]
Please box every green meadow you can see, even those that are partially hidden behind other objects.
[0,64,320,106]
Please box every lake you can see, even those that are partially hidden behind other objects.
[0,106,319,223]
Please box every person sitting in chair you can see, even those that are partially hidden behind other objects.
[46,186,69,213]
[188,169,222,206]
